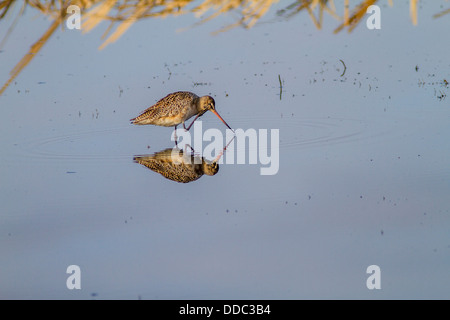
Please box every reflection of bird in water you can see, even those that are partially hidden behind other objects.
[134,148,219,183]
[130,91,232,131]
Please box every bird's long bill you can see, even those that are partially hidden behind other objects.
[211,110,233,131]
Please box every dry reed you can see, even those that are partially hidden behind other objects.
[0,0,447,96]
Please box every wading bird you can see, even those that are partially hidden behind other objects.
[130,91,232,132]
[134,148,219,183]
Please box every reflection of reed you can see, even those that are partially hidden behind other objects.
[0,0,448,95]
[134,148,219,183]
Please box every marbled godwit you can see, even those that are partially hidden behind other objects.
[130,91,232,131]
[134,148,219,183]
[133,136,234,183]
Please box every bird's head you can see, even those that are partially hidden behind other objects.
[198,95,232,130]
[198,95,216,115]
[203,161,219,176]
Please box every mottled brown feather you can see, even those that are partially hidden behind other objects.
[131,91,199,126]
[134,148,218,183]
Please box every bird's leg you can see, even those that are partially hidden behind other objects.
[174,125,178,147]
[185,114,201,131]
[184,144,195,154]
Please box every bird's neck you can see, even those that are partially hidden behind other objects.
[194,97,201,112]
[195,97,207,114]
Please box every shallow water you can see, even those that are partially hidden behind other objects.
[1,2,449,299]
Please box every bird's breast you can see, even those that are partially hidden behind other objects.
[156,110,199,126]
[152,114,185,126]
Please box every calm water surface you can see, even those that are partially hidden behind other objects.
[0,2,449,299]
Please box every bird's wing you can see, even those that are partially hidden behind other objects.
[134,151,202,183]
[131,91,197,123]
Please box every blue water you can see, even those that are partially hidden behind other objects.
[0,2,449,299]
